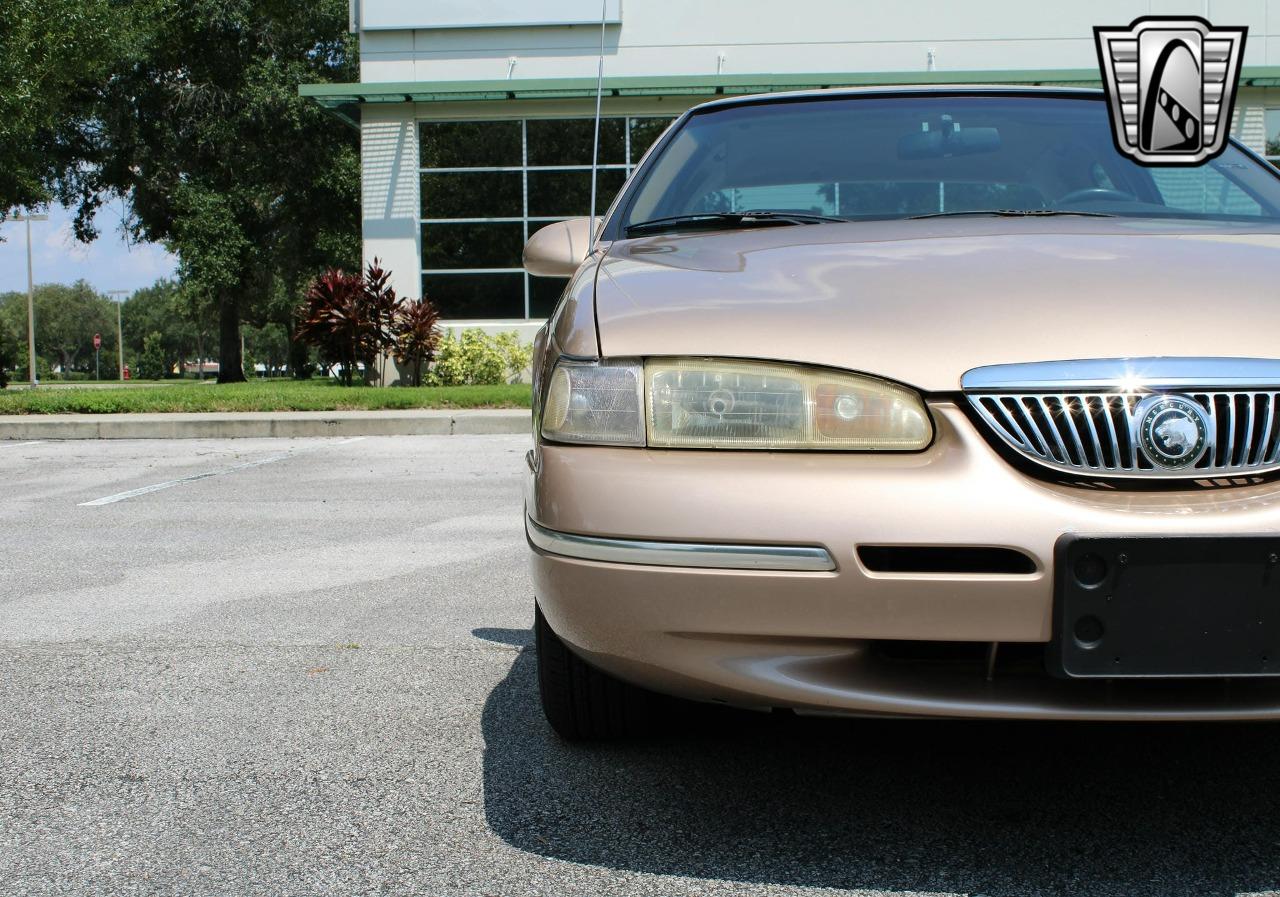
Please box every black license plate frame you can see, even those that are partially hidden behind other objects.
[1050,535,1280,678]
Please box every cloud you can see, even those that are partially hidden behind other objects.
[0,202,177,295]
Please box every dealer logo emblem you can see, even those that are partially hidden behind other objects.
[1094,17,1247,165]
[1134,395,1212,469]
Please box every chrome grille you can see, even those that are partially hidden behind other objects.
[968,391,1280,478]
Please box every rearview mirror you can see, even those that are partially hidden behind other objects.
[897,127,1001,160]
[523,217,596,278]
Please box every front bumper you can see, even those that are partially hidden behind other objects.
[527,402,1280,720]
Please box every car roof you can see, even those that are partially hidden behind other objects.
[687,85,1106,115]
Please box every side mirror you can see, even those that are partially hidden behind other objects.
[523,217,596,278]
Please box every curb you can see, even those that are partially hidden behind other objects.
[0,409,531,440]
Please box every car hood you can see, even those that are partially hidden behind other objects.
[595,217,1280,392]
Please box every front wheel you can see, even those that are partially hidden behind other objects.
[535,603,657,740]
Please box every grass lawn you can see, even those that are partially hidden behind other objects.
[0,379,532,414]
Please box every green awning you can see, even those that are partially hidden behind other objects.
[302,66,1280,128]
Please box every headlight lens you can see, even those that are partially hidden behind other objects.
[541,359,645,446]
[540,357,931,451]
[647,358,932,450]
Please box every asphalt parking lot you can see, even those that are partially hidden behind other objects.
[4,435,1280,897]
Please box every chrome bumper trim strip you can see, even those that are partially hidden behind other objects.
[526,517,836,572]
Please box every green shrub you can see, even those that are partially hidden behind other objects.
[494,331,533,383]
[12,353,53,383]
[137,332,168,380]
[428,329,506,386]
[427,329,533,386]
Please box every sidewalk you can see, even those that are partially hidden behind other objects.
[0,409,530,440]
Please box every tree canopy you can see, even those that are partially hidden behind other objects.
[0,0,149,221]
[2,0,360,383]
[0,282,118,377]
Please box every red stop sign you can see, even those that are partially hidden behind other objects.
[93,333,101,349]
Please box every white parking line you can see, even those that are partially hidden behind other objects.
[0,441,42,450]
[79,437,365,507]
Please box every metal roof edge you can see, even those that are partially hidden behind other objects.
[300,65,1280,105]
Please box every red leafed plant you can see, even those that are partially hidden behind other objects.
[296,259,402,385]
[395,297,442,387]
[361,260,403,384]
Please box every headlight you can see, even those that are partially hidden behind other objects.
[647,358,932,450]
[540,357,932,451]
[541,359,645,446]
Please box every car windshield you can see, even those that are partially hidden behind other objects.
[616,94,1280,235]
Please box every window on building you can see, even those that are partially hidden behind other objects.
[420,115,675,319]
[1267,108,1280,168]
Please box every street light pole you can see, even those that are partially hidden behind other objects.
[108,290,128,381]
[10,212,48,386]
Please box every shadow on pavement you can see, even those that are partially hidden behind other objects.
[479,629,1280,896]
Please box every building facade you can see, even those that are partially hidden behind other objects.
[304,0,1280,339]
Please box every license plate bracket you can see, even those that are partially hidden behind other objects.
[1050,536,1280,678]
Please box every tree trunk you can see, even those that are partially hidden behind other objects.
[216,289,246,384]
[287,326,309,380]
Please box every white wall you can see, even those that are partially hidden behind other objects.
[360,104,421,303]
[359,1,1280,84]
[359,0,620,30]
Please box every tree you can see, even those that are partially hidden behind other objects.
[0,318,14,387]
[0,283,116,377]
[0,292,22,385]
[245,323,289,377]
[136,332,168,380]
[0,1,150,221]
[62,0,359,383]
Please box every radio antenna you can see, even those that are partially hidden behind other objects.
[588,0,608,234]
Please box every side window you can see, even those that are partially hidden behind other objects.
[1149,166,1263,216]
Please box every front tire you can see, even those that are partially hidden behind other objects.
[535,604,656,740]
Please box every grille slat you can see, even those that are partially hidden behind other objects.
[1098,396,1125,470]
[1119,395,1140,469]
[1264,391,1274,460]
[992,397,1042,458]
[1250,394,1269,466]
[1034,396,1069,463]
[1078,395,1107,469]
[1225,394,1238,467]
[969,390,1280,479]
[1058,395,1089,466]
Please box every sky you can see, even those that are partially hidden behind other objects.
[0,201,177,297]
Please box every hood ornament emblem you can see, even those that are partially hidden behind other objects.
[1134,395,1213,469]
